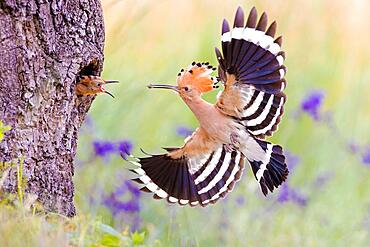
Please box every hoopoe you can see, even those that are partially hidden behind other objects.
[128,6,289,206]
[76,75,119,98]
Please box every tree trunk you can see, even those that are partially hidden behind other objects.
[0,0,105,217]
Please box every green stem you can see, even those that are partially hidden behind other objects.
[17,158,24,205]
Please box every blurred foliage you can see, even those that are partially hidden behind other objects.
[0,163,146,247]
[0,206,146,247]
[2,0,370,246]
[0,120,11,142]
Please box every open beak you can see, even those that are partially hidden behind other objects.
[147,84,179,92]
[104,91,115,98]
[102,80,118,98]
[104,80,119,84]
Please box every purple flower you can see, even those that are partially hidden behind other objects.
[314,172,334,188]
[176,125,194,138]
[103,180,141,215]
[104,195,140,214]
[362,148,370,165]
[277,183,307,206]
[80,115,96,133]
[83,115,94,129]
[93,141,116,157]
[92,139,133,158]
[300,90,325,121]
[125,179,141,197]
[119,140,133,159]
[277,183,290,203]
[290,189,307,206]
[285,151,300,171]
[235,196,246,206]
[347,141,361,154]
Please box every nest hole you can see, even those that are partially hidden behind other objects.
[79,59,101,77]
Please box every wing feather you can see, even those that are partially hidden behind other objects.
[215,6,287,138]
[128,128,246,206]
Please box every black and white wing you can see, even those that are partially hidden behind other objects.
[215,6,287,138]
[127,128,246,206]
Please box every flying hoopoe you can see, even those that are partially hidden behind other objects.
[128,6,289,206]
[76,75,119,98]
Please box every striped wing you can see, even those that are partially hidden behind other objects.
[215,7,287,138]
[239,90,286,137]
[128,129,246,206]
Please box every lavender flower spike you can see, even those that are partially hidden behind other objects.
[362,148,370,165]
[119,140,133,159]
[300,90,325,121]
[93,141,116,157]
[176,125,194,138]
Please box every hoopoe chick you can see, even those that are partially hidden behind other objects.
[127,6,289,207]
[76,75,119,98]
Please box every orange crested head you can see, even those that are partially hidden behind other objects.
[147,62,220,100]
[177,62,219,93]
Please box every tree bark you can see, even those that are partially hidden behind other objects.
[0,0,105,216]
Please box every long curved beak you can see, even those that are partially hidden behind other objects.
[102,80,118,98]
[147,84,179,92]
[104,91,115,98]
[105,80,119,84]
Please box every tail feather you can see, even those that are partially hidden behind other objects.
[247,138,288,195]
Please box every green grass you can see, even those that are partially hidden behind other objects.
[0,206,145,247]
[2,0,370,246]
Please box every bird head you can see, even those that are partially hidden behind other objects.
[76,75,119,98]
[148,62,219,101]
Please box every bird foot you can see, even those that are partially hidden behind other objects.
[225,132,240,152]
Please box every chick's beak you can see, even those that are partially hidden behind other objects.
[101,80,118,98]
[147,84,179,92]
[99,85,115,98]
[104,91,115,98]
[104,80,119,84]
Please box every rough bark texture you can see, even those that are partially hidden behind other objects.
[0,0,105,216]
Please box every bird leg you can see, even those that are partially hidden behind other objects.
[225,132,240,152]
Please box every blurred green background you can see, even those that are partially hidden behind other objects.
[75,0,370,246]
[2,0,370,246]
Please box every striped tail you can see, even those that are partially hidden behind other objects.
[246,138,288,195]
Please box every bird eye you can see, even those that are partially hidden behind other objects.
[184,86,189,91]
